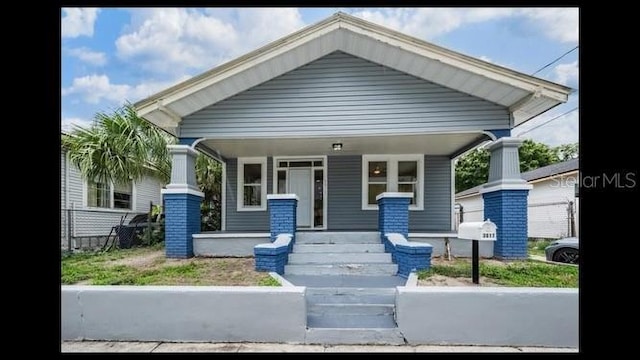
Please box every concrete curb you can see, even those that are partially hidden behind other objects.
[61,340,579,353]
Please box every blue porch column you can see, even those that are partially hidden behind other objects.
[161,145,204,258]
[267,194,298,246]
[377,192,412,258]
[480,137,532,260]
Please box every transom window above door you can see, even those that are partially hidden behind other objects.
[361,154,424,210]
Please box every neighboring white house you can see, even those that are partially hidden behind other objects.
[61,132,165,249]
[455,158,579,239]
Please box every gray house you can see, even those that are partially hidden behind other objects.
[134,13,571,261]
[61,132,165,249]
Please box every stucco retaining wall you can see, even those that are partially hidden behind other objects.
[396,286,578,347]
[61,285,306,343]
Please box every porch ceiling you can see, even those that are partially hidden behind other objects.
[198,132,488,159]
[135,13,572,136]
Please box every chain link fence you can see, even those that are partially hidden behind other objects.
[61,204,157,252]
[455,200,578,239]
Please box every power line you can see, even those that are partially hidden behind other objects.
[531,45,579,76]
[516,107,578,136]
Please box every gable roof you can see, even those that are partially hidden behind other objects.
[455,157,579,197]
[135,12,572,134]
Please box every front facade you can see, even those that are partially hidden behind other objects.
[61,133,164,248]
[134,13,571,259]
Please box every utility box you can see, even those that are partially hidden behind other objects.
[458,220,497,241]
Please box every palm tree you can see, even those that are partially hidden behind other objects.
[196,153,222,230]
[62,102,223,230]
[63,103,173,185]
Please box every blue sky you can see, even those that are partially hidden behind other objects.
[61,7,579,146]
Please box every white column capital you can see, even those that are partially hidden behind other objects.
[375,192,414,201]
[267,194,299,201]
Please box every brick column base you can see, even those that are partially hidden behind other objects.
[482,189,529,260]
[163,192,202,258]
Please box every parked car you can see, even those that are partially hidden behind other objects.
[545,237,579,264]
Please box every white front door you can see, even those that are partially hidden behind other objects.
[274,157,326,230]
[289,168,312,227]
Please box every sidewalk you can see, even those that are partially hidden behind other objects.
[61,341,578,353]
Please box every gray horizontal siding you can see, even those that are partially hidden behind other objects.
[134,177,163,212]
[180,51,510,138]
[327,155,377,230]
[61,149,67,244]
[61,149,66,209]
[412,156,452,231]
[67,159,85,210]
[327,155,452,231]
[71,211,141,237]
[225,158,272,231]
[63,159,163,237]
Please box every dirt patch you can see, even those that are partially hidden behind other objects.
[417,256,506,287]
[64,248,274,286]
[430,256,508,267]
[418,274,502,287]
[110,250,164,268]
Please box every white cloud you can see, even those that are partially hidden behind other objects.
[115,8,305,76]
[68,47,107,66]
[62,116,93,132]
[513,95,579,146]
[62,8,100,38]
[62,74,190,105]
[518,8,578,44]
[349,8,578,44]
[553,61,579,87]
[351,8,517,40]
[518,110,579,146]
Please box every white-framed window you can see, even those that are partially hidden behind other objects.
[361,154,424,211]
[237,157,267,211]
[86,180,134,210]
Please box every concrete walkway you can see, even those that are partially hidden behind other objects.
[61,341,578,352]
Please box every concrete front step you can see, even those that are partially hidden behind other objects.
[307,314,397,329]
[293,244,385,253]
[285,263,398,276]
[288,252,391,264]
[305,327,406,345]
[284,275,406,288]
[296,232,380,244]
[306,287,396,304]
[308,303,394,316]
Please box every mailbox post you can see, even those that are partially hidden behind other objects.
[458,220,497,284]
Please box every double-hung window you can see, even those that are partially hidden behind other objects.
[237,157,267,211]
[362,154,423,210]
[86,180,133,210]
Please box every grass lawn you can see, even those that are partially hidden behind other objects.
[61,243,280,286]
[528,239,553,256]
[418,257,578,288]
